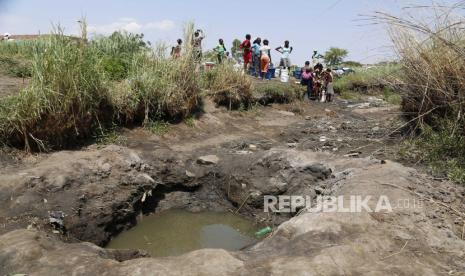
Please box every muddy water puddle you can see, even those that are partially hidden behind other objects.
[106,209,259,257]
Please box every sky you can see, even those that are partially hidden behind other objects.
[0,0,460,64]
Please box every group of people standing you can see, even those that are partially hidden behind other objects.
[238,34,293,79]
[171,31,294,80]
[300,61,334,102]
[170,30,334,102]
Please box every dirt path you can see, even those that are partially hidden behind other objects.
[1,96,465,275]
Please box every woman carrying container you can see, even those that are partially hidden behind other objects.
[260,39,272,80]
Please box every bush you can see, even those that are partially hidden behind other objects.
[203,64,252,109]
[0,31,109,150]
[375,5,465,182]
[0,25,202,151]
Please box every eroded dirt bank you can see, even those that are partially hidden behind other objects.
[1,98,465,275]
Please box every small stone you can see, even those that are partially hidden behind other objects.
[235,150,253,155]
[287,143,297,148]
[186,170,196,178]
[319,136,327,142]
[372,126,380,132]
[136,173,155,184]
[249,144,257,150]
[101,163,112,173]
[197,155,219,165]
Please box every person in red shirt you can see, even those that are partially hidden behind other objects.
[240,34,252,72]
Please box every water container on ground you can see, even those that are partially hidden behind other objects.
[280,69,289,83]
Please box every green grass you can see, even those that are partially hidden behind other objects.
[0,56,32,78]
[401,120,465,184]
[333,65,400,94]
[145,121,170,135]
[184,116,195,128]
[94,125,127,146]
[382,87,402,105]
[0,24,202,151]
[339,90,363,101]
[253,81,303,104]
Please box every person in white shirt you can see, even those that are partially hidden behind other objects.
[276,40,293,70]
[260,39,271,80]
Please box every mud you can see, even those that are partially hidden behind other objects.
[1,96,465,275]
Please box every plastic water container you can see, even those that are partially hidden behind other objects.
[294,70,302,79]
[274,68,281,78]
[280,69,289,83]
[204,62,215,71]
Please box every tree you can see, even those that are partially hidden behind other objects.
[324,47,348,66]
[231,38,242,61]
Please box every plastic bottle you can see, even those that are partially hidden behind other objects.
[255,226,272,237]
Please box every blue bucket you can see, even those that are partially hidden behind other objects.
[294,70,302,79]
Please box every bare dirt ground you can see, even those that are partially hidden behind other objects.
[1,94,465,275]
[0,74,28,98]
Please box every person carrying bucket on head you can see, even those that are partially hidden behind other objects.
[240,34,252,73]
[260,39,271,80]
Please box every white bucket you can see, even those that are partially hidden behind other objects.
[280,69,289,83]
[320,90,326,102]
[275,68,281,78]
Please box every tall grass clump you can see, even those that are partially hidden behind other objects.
[113,47,200,123]
[372,3,465,182]
[0,28,109,150]
[112,23,201,123]
[203,64,252,109]
[0,24,202,150]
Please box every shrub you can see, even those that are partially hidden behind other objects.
[0,24,202,151]
[374,5,465,182]
[0,31,109,150]
[204,64,252,109]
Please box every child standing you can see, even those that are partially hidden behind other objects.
[275,40,293,70]
[324,68,335,102]
[260,39,271,80]
[171,39,182,59]
[301,67,314,100]
[214,39,227,64]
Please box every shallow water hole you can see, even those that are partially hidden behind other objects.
[106,209,260,257]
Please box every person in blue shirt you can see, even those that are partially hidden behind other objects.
[251,38,262,77]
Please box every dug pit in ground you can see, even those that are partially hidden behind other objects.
[1,99,465,275]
